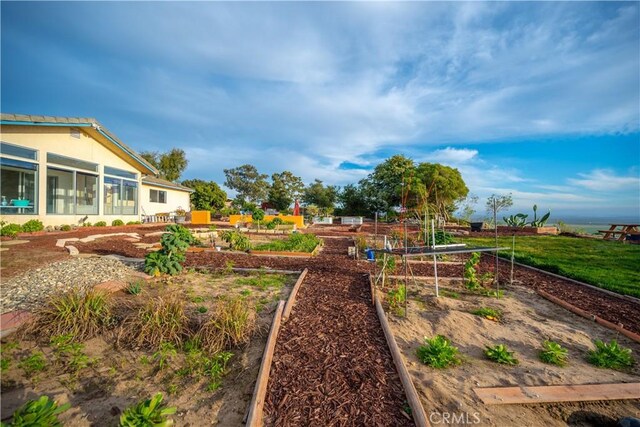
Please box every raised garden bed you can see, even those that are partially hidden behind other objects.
[0,269,299,425]
[379,277,640,426]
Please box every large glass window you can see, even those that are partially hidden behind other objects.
[1,142,38,161]
[48,153,98,172]
[46,168,99,215]
[0,157,38,215]
[104,177,137,215]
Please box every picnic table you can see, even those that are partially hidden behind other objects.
[598,224,639,241]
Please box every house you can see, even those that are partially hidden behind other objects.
[0,113,193,226]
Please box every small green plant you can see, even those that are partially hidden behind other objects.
[197,306,208,314]
[18,352,47,376]
[252,233,320,253]
[119,295,188,349]
[416,336,462,368]
[539,340,569,367]
[2,357,10,372]
[94,221,107,227]
[197,297,256,353]
[433,230,453,245]
[376,255,396,272]
[112,219,125,226]
[50,334,92,373]
[119,393,176,427]
[126,221,141,225]
[191,296,205,303]
[587,339,634,370]
[529,204,551,227]
[144,224,196,276]
[220,230,252,251]
[235,273,286,290]
[387,283,406,317]
[60,224,72,232]
[3,395,71,427]
[223,260,235,274]
[503,214,528,227]
[484,344,518,365]
[126,281,143,295]
[167,383,179,396]
[153,342,178,370]
[464,252,481,290]
[471,307,502,321]
[21,219,44,233]
[0,223,22,238]
[440,290,459,299]
[240,289,251,297]
[82,222,92,227]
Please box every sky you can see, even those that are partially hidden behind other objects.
[2,1,639,220]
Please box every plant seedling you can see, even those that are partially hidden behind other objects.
[440,290,459,299]
[416,336,462,368]
[18,352,47,376]
[191,296,205,303]
[471,307,502,321]
[153,342,177,370]
[126,281,142,295]
[4,395,71,427]
[197,306,208,314]
[587,339,634,370]
[119,393,176,427]
[1,357,10,372]
[484,344,518,365]
[539,340,569,367]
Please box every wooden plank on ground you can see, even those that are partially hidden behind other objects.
[282,268,308,322]
[474,383,640,405]
[245,300,285,426]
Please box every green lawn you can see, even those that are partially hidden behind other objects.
[458,235,640,298]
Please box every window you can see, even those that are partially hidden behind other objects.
[48,153,98,172]
[150,189,167,203]
[104,176,138,215]
[0,157,38,214]
[46,168,99,215]
[104,166,137,180]
[1,142,38,161]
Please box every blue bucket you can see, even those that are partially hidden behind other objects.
[366,248,375,262]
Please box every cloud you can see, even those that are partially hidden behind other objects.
[424,147,478,164]
[568,169,640,192]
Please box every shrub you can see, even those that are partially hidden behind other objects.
[21,220,44,233]
[82,222,92,227]
[119,393,176,427]
[60,224,72,232]
[220,230,252,251]
[112,219,125,226]
[484,344,518,365]
[387,283,406,317]
[197,297,256,354]
[1,223,22,238]
[587,339,634,370]
[94,221,107,227]
[539,340,569,367]
[471,307,502,321]
[126,221,141,225]
[416,336,462,368]
[119,295,189,349]
[144,225,196,276]
[23,290,113,341]
[464,252,482,290]
[3,395,70,427]
[253,233,321,253]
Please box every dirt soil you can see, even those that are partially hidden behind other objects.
[384,279,640,427]
[1,270,296,426]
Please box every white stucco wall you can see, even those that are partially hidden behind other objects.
[140,184,191,216]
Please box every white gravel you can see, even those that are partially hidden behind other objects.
[0,256,143,314]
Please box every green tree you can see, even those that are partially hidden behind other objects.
[413,163,469,220]
[267,171,305,212]
[252,208,265,230]
[140,149,188,182]
[486,194,513,226]
[223,164,269,204]
[337,184,369,216]
[303,179,338,216]
[360,155,416,214]
[181,179,227,212]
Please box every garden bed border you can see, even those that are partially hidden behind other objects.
[283,268,308,322]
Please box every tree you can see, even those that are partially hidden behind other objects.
[141,149,188,182]
[359,155,415,215]
[181,179,227,212]
[252,208,265,230]
[413,163,469,220]
[337,184,369,216]
[303,179,338,216]
[223,164,269,204]
[267,171,305,212]
[458,194,479,223]
[485,194,513,226]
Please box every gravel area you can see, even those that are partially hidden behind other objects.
[0,256,142,314]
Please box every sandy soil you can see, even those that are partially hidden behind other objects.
[384,279,640,427]
[1,270,297,426]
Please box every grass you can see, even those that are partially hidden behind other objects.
[235,273,287,290]
[484,344,518,365]
[252,233,321,253]
[416,336,462,368]
[587,339,634,370]
[459,235,640,297]
[18,351,47,377]
[387,283,406,317]
[539,340,569,367]
[196,297,256,354]
[119,295,189,349]
[471,307,502,321]
[23,289,113,341]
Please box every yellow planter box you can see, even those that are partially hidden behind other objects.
[191,210,211,225]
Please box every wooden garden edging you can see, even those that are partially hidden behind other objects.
[283,268,308,322]
[374,291,430,427]
[246,300,285,427]
[537,289,640,344]
[249,250,313,258]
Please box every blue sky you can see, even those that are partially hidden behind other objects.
[2,1,639,219]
